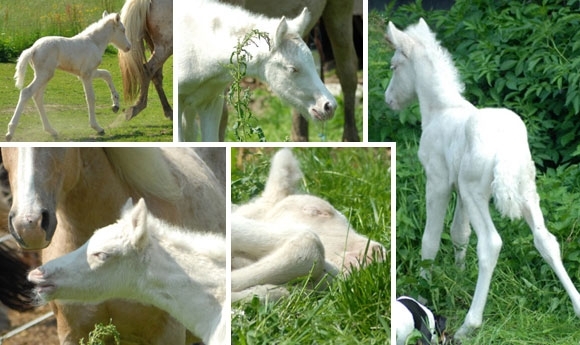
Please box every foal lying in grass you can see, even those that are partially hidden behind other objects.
[28,198,227,345]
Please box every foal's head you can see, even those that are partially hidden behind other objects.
[103,11,131,53]
[384,18,464,111]
[263,8,337,122]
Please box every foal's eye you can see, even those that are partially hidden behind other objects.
[287,66,298,73]
[92,252,109,261]
[390,65,397,71]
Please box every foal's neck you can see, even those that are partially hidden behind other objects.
[416,71,470,127]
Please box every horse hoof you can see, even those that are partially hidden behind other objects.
[125,108,138,121]
[98,130,105,136]
[5,134,12,142]
[112,105,120,113]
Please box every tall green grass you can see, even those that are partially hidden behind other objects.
[0,0,124,61]
[231,147,392,344]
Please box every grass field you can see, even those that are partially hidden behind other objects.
[231,147,392,344]
[0,54,173,142]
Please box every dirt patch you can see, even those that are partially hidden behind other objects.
[2,305,59,345]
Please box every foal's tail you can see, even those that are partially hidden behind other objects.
[491,116,538,220]
[14,47,33,89]
[261,149,303,203]
[119,0,148,103]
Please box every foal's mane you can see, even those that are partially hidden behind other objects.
[103,148,182,202]
[404,21,465,94]
[77,12,117,37]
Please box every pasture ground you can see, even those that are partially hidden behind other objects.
[231,147,391,344]
[0,54,173,142]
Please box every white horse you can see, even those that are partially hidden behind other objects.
[175,0,337,142]
[231,149,385,300]
[28,198,227,345]
[6,12,131,141]
[384,18,580,338]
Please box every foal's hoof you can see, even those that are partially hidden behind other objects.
[97,130,105,136]
[112,105,120,113]
[5,134,12,142]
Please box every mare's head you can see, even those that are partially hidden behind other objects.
[2,148,81,250]
[384,18,464,110]
[263,8,337,122]
[103,11,131,53]
[28,198,151,303]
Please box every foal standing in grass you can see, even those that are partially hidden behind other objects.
[6,11,131,141]
[385,18,580,338]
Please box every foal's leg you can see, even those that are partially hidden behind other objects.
[450,196,471,270]
[31,83,58,138]
[455,184,502,338]
[93,69,121,113]
[79,76,105,135]
[6,71,55,141]
[522,196,580,316]
[421,176,453,279]
[231,215,326,295]
[198,97,223,142]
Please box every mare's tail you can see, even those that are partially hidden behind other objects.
[14,48,33,89]
[119,0,148,103]
[261,149,303,203]
[491,117,538,220]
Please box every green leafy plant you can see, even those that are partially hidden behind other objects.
[79,320,120,345]
[226,29,270,142]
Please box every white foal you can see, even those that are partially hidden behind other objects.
[7,11,131,141]
[175,0,337,141]
[28,199,226,345]
[231,148,385,300]
[385,18,580,338]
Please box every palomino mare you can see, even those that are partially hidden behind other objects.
[2,147,225,345]
[29,198,227,345]
[384,19,580,338]
[119,0,173,120]
[231,149,385,300]
[240,0,360,142]
[176,0,337,141]
[6,12,131,141]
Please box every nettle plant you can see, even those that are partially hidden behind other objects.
[381,0,580,169]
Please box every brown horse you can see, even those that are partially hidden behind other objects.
[119,0,173,120]
[240,0,360,142]
[2,147,225,345]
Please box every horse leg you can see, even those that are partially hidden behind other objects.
[93,69,121,113]
[291,111,309,142]
[420,176,452,279]
[151,65,173,120]
[231,215,325,296]
[6,72,54,141]
[454,183,502,339]
[450,196,471,270]
[79,76,105,135]
[199,97,223,142]
[32,83,58,138]
[322,0,359,142]
[522,196,580,316]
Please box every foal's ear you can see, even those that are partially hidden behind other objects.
[273,16,289,49]
[385,21,412,57]
[290,7,311,37]
[130,198,149,249]
[102,10,109,18]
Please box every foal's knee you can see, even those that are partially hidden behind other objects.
[287,230,326,279]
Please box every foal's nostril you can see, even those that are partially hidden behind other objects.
[324,102,333,113]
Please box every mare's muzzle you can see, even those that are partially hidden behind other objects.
[9,208,57,250]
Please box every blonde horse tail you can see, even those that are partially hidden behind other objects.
[261,149,303,203]
[491,118,536,220]
[14,48,33,89]
[119,0,148,103]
